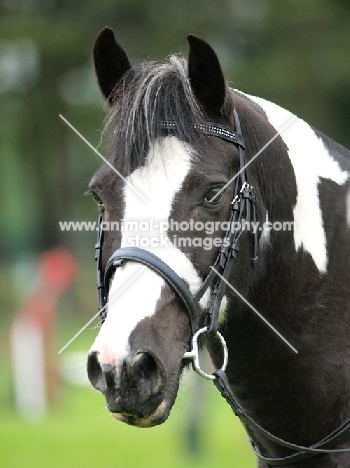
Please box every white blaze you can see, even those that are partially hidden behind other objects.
[90,137,209,364]
[246,94,349,273]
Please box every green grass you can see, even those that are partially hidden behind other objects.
[0,374,255,468]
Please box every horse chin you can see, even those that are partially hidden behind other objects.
[112,401,170,428]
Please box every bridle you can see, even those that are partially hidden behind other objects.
[95,108,256,333]
[94,109,350,465]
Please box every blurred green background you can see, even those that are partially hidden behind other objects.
[1,1,350,467]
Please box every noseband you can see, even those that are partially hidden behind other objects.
[93,108,350,465]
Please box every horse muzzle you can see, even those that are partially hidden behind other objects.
[87,348,169,427]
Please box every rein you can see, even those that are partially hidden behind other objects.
[94,109,350,465]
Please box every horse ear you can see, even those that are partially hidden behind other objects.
[187,35,226,116]
[93,27,131,104]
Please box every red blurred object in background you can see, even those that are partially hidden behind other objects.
[10,248,77,418]
[39,248,77,292]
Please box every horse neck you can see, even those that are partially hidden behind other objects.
[219,92,350,463]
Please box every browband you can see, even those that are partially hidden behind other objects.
[160,120,245,148]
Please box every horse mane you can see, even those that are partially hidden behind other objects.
[103,55,211,173]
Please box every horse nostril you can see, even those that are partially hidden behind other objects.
[128,351,164,397]
[87,351,102,389]
[87,351,120,394]
[87,351,117,393]
[130,351,156,380]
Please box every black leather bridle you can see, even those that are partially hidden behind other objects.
[95,108,256,333]
[93,108,350,465]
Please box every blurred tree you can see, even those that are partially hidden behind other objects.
[0,0,349,259]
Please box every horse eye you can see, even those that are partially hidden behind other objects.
[93,194,103,205]
[203,187,225,204]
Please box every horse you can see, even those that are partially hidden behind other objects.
[86,28,350,467]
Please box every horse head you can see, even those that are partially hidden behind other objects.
[86,28,252,427]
